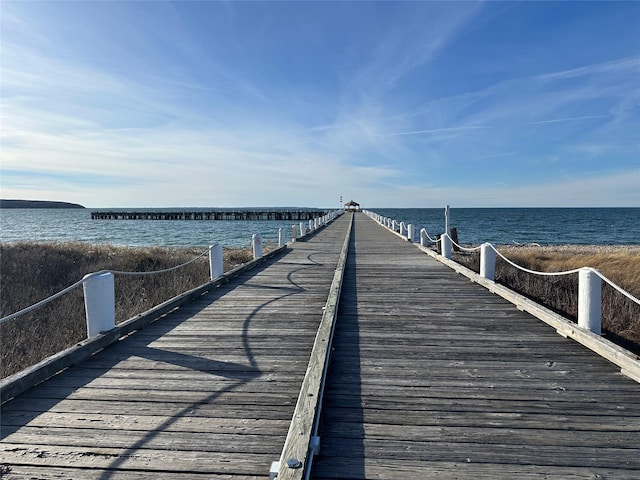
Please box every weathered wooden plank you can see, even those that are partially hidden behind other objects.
[1,411,288,433]
[1,465,259,480]
[321,393,640,414]
[320,407,640,431]
[2,398,298,420]
[321,422,639,449]
[313,458,640,480]
[3,427,286,454]
[318,438,640,469]
[0,443,275,474]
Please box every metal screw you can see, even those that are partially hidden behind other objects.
[285,458,302,469]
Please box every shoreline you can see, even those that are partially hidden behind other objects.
[495,244,640,255]
[4,240,639,256]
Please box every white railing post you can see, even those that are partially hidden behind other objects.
[420,228,428,247]
[480,243,496,281]
[407,224,415,242]
[309,219,314,233]
[399,222,406,236]
[292,225,298,242]
[578,268,601,335]
[83,272,115,338]
[441,234,452,260]
[209,244,224,280]
[278,228,285,248]
[445,204,451,236]
[392,220,398,232]
[252,233,263,260]
[299,222,306,237]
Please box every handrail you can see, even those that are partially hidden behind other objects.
[448,236,482,252]
[0,250,210,325]
[0,277,87,324]
[108,249,209,276]
[422,229,438,243]
[596,270,640,305]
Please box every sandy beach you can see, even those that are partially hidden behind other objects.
[497,244,640,255]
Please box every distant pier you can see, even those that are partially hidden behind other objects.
[91,209,330,221]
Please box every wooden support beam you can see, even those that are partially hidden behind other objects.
[276,213,353,479]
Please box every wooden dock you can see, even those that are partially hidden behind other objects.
[90,210,330,221]
[2,213,640,479]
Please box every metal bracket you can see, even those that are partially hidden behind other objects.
[310,435,321,456]
[269,461,280,480]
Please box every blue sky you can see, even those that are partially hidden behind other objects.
[1,1,638,208]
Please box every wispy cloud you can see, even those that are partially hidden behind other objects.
[526,115,607,126]
[383,126,491,137]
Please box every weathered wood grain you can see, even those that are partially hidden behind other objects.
[310,213,640,480]
[1,215,352,479]
[276,214,353,480]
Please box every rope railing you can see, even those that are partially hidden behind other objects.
[0,277,87,325]
[420,228,438,244]
[597,270,640,305]
[448,236,482,253]
[0,249,211,327]
[489,244,582,277]
[108,249,209,276]
[362,207,640,337]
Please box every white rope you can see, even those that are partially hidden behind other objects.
[491,245,639,304]
[448,236,482,253]
[0,249,210,324]
[420,228,438,244]
[108,249,209,276]
[0,277,87,324]
[595,270,640,306]
[490,244,583,277]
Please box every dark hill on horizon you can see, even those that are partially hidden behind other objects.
[1,199,85,209]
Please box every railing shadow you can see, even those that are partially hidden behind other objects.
[0,281,251,439]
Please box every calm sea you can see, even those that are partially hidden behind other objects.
[1,208,639,248]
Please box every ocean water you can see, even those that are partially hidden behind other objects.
[0,209,307,248]
[1,207,639,248]
[372,207,640,246]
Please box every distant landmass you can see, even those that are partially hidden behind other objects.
[0,199,86,209]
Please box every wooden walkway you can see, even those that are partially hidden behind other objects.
[311,213,640,479]
[0,215,352,479]
[2,212,640,479]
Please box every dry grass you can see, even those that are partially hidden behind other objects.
[0,242,256,378]
[452,245,640,355]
